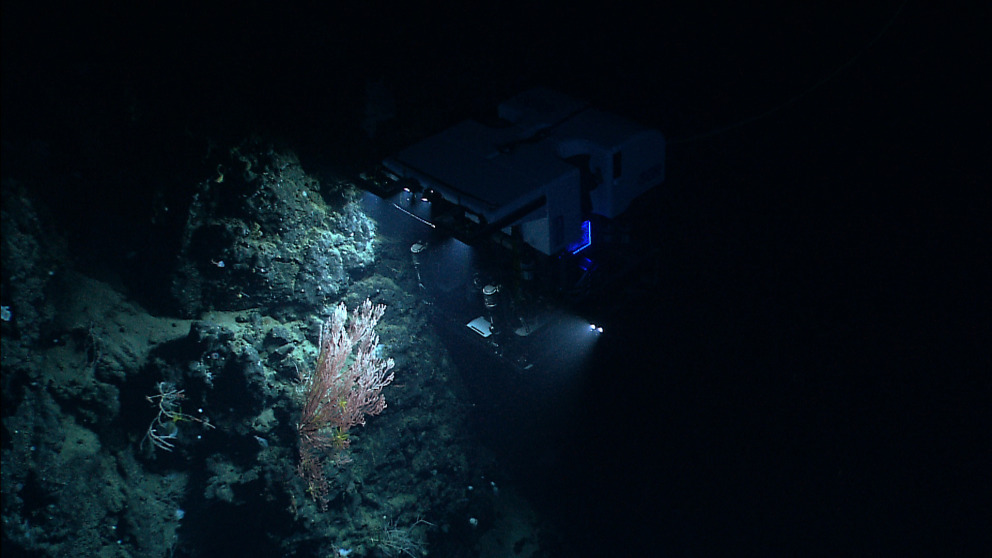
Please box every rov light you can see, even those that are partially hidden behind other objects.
[401,180,422,198]
[421,188,439,203]
[569,220,592,255]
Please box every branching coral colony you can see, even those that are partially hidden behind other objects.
[297,299,395,508]
[142,382,214,452]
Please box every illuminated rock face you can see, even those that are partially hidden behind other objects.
[171,145,378,318]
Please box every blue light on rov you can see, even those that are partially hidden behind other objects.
[570,220,592,255]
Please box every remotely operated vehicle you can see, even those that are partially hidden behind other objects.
[359,87,666,371]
